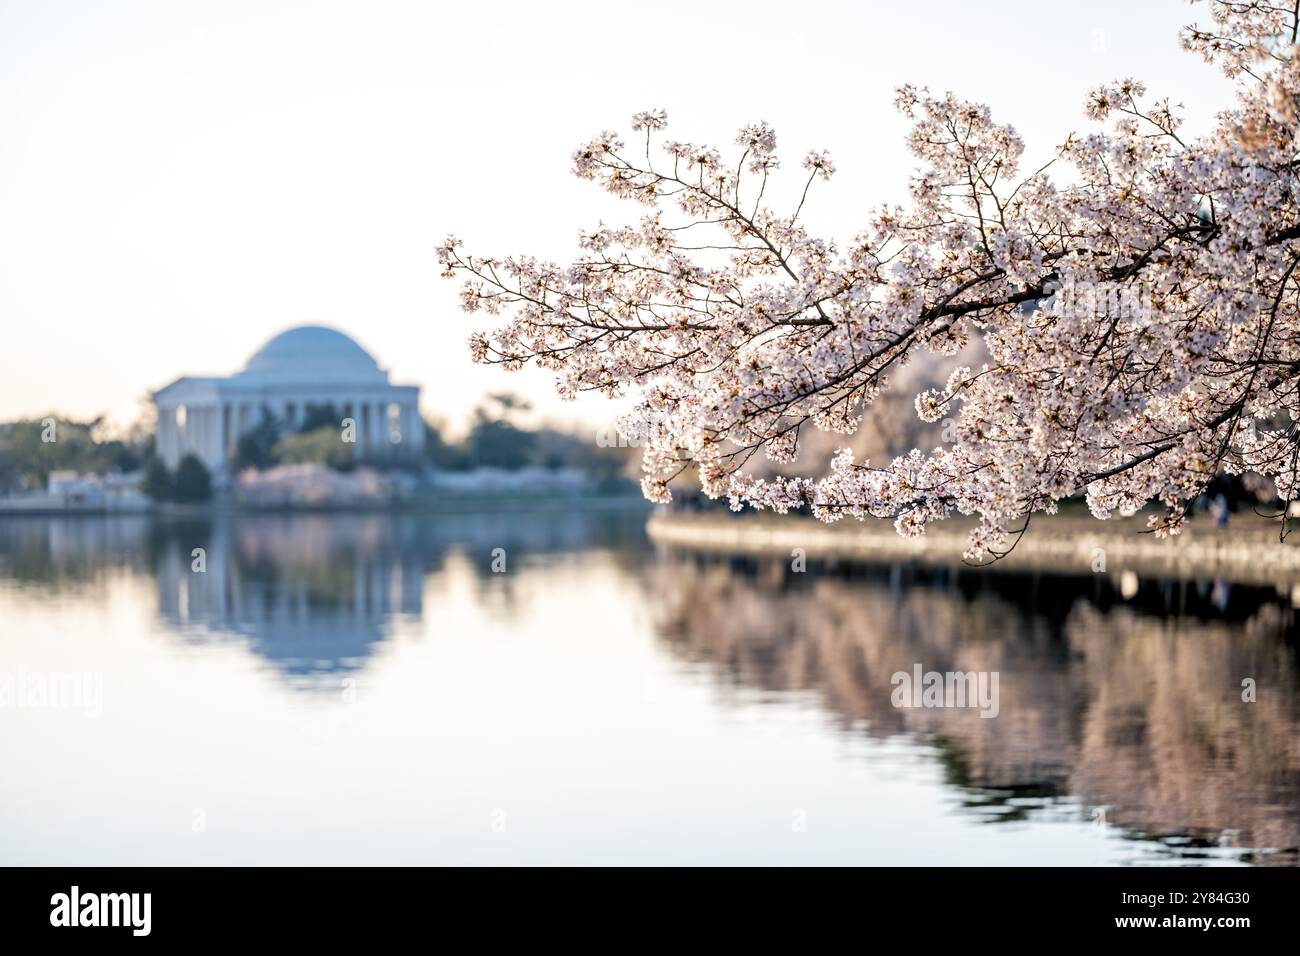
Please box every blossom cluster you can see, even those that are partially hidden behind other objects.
[440,1,1300,559]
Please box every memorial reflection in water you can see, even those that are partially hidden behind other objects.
[154,517,425,682]
[0,509,1296,864]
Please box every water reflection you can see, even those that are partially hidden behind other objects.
[1,510,1297,864]
[0,510,650,686]
[650,553,1300,864]
[154,517,423,682]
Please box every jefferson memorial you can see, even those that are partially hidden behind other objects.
[153,325,423,474]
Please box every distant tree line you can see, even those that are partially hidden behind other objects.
[227,393,632,485]
[0,417,147,493]
[0,394,635,501]
[425,393,631,482]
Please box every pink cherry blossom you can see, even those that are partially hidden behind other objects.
[440,2,1300,560]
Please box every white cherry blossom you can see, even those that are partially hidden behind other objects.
[440,2,1300,560]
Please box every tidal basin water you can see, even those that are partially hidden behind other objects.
[1,508,1297,866]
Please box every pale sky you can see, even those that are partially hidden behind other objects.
[0,0,1239,436]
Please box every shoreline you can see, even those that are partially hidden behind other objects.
[646,509,1300,590]
[0,493,652,519]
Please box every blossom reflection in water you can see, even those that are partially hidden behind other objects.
[0,511,1295,865]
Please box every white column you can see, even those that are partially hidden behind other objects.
[196,407,207,465]
[215,404,223,460]
[406,403,422,453]
[348,399,360,457]
[203,406,215,466]
[201,406,211,465]
[220,403,229,460]
[216,406,224,464]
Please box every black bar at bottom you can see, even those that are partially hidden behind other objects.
[0,865,1292,942]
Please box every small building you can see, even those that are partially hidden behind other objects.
[152,325,423,475]
[1,469,151,513]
